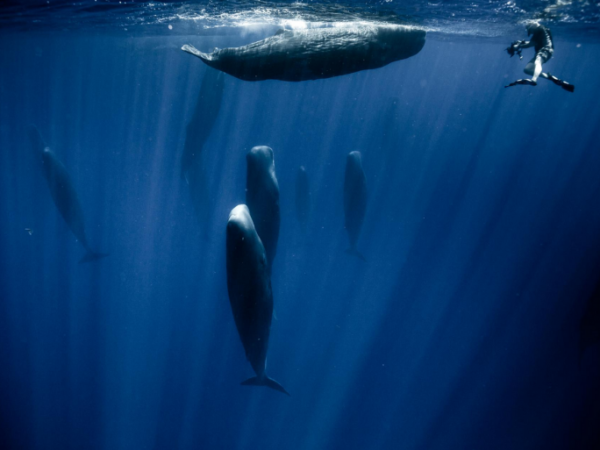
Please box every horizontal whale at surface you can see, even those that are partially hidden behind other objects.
[226,205,289,396]
[182,23,426,82]
[28,125,108,264]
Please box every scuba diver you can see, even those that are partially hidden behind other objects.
[505,21,574,92]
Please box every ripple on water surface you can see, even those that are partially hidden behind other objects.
[0,0,599,40]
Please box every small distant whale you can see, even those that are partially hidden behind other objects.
[226,205,288,396]
[181,68,225,230]
[343,151,367,260]
[580,281,600,362]
[28,126,108,264]
[295,166,310,232]
[182,23,426,82]
[246,146,280,271]
[181,67,224,182]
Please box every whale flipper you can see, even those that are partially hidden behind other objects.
[79,251,109,264]
[181,44,214,63]
[241,375,290,396]
[345,247,366,262]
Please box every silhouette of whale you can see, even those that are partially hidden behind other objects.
[226,205,288,395]
[183,24,426,82]
[343,151,367,261]
[246,146,280,271]
[28,126,108,264]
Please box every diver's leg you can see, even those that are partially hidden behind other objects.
[537,47,575,92]
[506,57,537,87]
[532,57,543,82]
[543,72,576,92]
[523,61,535,76]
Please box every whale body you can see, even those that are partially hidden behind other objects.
[181,68,224,182]
[295,166,310,232]
[181,68,225,230]
[344,151,367,260]
[580,280,600,361]
[246,146,280,271]
[182,24,426,82]
[226,205,288,395]
[28,126,107,264]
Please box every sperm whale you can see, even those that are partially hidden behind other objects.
[344,151,368,261]
[28,126,108,263]
[182,23,426,82]
[226,205,289,395]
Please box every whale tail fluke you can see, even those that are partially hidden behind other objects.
[241,376,290,396]
[79,251,109,264]
[345,247,366,262]
[182,44,215,65]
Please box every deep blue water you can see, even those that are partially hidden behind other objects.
[1,2,600,449]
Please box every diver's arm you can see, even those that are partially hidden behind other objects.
[507,39,531,57]
[518,40,534,48]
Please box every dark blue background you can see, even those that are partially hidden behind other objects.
[1,29,599,449]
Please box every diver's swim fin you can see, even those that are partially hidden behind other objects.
[546,73,575,93]
[562,83,575,93]
[505,78,537,88]
[241,376,290,396]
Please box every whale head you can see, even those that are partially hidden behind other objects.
[247,146,274,172]
[226,204,268,275]
[227,204,253,238]
[247,145,278,187]
[347,150,363,167]
[378,25,426,60]
[27,124,52,157]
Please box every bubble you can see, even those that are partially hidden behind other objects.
[168,24,173,30]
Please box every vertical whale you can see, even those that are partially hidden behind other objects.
[181,67,224,182]
[28,126,107,264]
[580,280,600,362]
[181,68,225,229]
[343,151,367,261]
[295,166,310,232]
[246,146,280,271]
[226,205,288,395]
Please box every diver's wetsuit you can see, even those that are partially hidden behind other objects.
[505,23,574,92]
[528,24,554,66]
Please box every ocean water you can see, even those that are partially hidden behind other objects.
[1,1,599,449]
